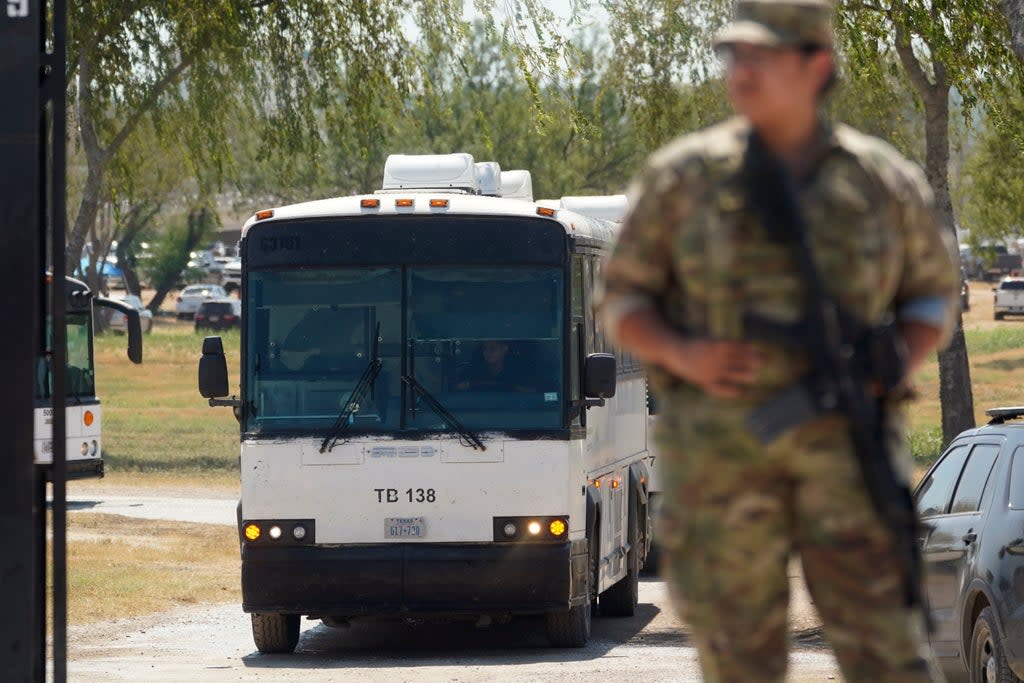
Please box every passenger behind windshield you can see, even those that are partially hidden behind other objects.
[456,340,546,394]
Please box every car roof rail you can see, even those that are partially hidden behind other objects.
[985,406,1024,424]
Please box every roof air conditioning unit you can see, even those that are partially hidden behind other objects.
[499,170,534,202]
[381,153,478,192]
[475,162,502,196]
[559,195,629,222]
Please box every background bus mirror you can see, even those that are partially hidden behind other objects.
[125,309,143,364]
[94,297,143,364]
[584,353,617,399]
[199,336,230,398]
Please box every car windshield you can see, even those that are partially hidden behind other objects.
[36,312,96,400]
[1000,280,1024,290]
[245,266,564,434]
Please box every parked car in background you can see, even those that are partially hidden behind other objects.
[220,258,241,296]
[913,406,1024,682]
[961,267,970,312]
[194,298,242,332]
[176,284,227,320]
[993,277,1024,320]
[107,294,153,334]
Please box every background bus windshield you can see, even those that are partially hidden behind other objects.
[246,267,564,434]
[36,313,96,400]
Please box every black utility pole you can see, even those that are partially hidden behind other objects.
[0,0,44,679]
[2,1,67,681]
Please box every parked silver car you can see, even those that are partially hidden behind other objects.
[107,294,153,334]
[176,284,226,320]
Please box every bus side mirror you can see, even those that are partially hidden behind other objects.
[124,310,143,365]
[199,336,229,399]
[584,353,617,399]
[94,297,143,364]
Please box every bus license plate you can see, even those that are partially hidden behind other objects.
[386,517,425,539]
[208,315,220,321]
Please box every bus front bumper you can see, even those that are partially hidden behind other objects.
[241,540,588,617]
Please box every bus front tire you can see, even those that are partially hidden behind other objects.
[251,612,300,654]
[545,544,593,647]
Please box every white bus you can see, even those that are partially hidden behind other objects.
[36,275,142,479]
[199,153,655,653]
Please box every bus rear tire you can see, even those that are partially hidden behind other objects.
[251,612,300,654]
[545,544,592,647]
[600,503,639,617]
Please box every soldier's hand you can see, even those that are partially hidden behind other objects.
[658,339,763,398]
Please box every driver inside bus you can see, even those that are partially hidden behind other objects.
[457,340,535,393]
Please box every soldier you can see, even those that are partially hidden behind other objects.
[599,1,959,681]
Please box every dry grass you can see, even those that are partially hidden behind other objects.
[905,281,1024,465]
[60,513,239,625]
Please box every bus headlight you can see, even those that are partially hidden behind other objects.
[90,440,98,456]
[242,519,315,545]
[493,516,570,542]
[80,442,89,456]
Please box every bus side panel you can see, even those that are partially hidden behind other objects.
[582,374,649,593]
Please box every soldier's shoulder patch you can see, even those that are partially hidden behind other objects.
[647,117,748,175]
[832,124,931,204]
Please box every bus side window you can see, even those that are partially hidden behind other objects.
[571,254,585,320]
[582,257,596,355]
[591,256,607,354]
[570,322,582,425]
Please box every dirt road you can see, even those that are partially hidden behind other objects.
[59,490,837,681]
[68,579,837,682]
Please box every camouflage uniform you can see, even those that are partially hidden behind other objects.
[600,3,959,681]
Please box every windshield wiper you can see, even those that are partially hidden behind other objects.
[401,374,486,451]
[320,323,383,453]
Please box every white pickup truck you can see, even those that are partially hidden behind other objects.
[993,277,1024,320]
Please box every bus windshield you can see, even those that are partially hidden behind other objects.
[246,266,564,434]
[36,312,97,400]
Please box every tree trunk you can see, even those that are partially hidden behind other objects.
[922,87,976,442]
[1007,0,1024,64]
[894,23,976,445]
[146,207,211,313]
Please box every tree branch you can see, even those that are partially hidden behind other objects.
[893,19,936,101]
[105,53,197,158]
[67,0,147,84]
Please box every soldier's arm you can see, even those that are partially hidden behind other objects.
[890,158,960,366]
[601,155,761,397]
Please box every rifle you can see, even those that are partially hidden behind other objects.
[741,130,927,619]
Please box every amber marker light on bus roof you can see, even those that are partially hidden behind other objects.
[83,410,94,427]
[395,198,414,208]
[255,209,274,221]
[592,479,601,488]
[429,199,449,208]
[611,479,620,489]
[244,524,261,541]
[361,198,380,209]
[536,206,557,218]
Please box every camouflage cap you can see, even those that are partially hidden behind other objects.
[714,0,834,50]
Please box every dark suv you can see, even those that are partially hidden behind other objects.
[915,407,1024,682]
[194,298,241,332]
